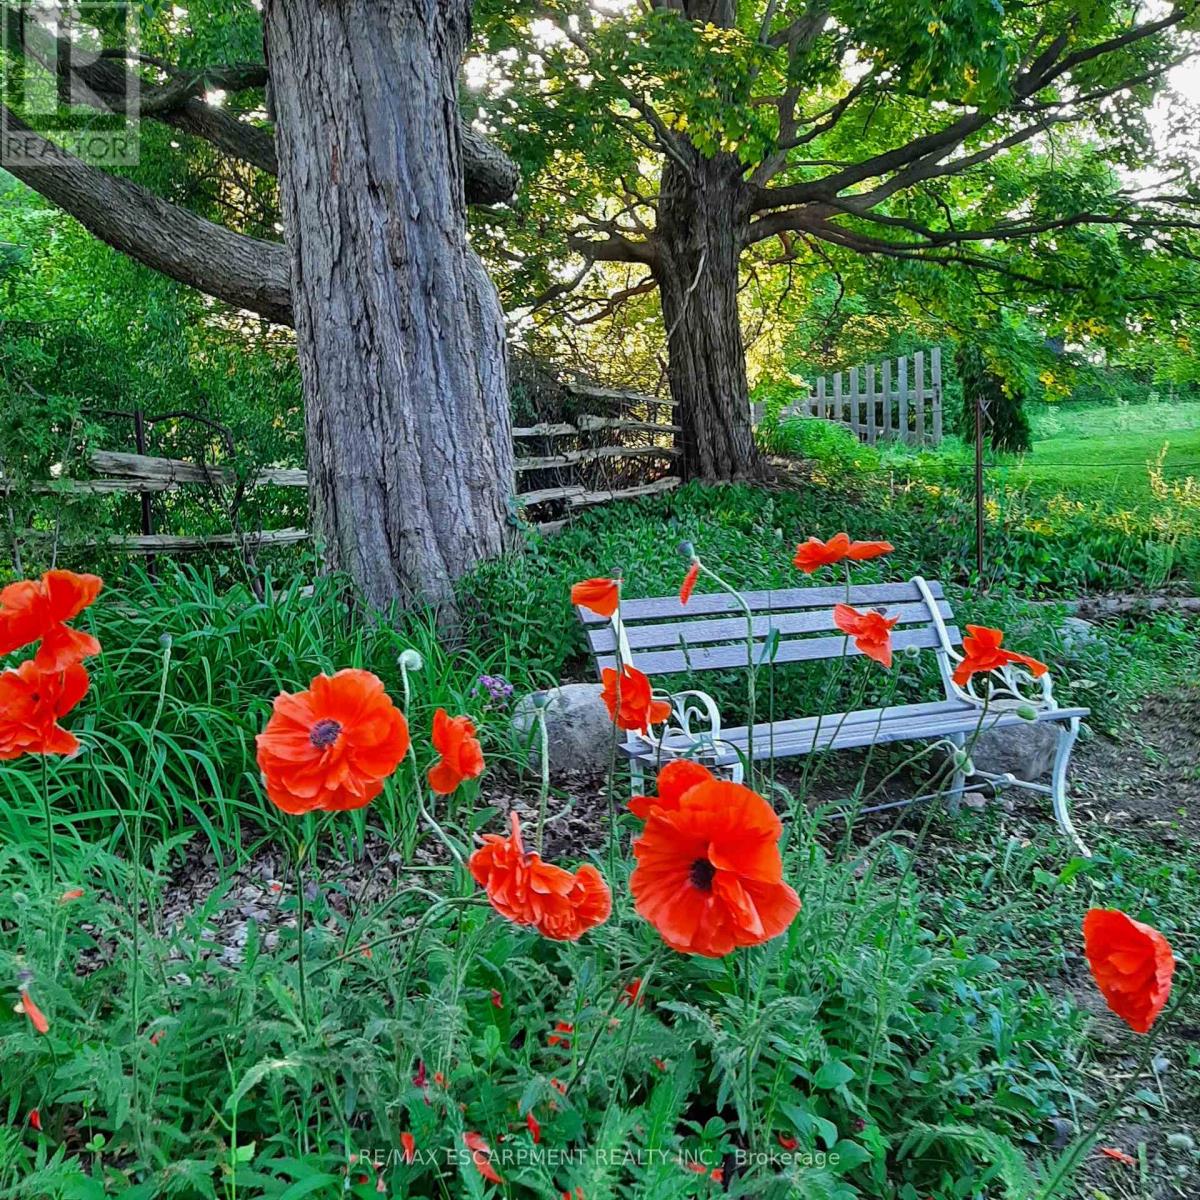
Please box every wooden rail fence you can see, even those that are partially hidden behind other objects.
[751,347,944,447]
[20,382,679,554]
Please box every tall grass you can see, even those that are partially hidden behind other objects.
[0,565,524,862]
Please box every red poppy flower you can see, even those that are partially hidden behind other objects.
[490,989,503,1009]
[400,1131,416,1164]
[1083,908,1175,1034]
[469,814,612,940]
[622,978,644,1007]
[1099,1146,1136,1166]
[0,570,102,669]
[59,888,84,903]
[255,669,410,814]
[631,777,801,957]
[427,708,484,794]
[777,1133,798,1151]
[952,625,1048,687]
[601,664,671,733]
[0,661,89,759]
[792,533,893,574]
[679,562,700,606]
[526,1111,541,1143]
[28,1109,41,1131]
[629,758,715,821]
[652,1057,667,1072]
[464,1132,502,1184]
[548,1021,573,1048]
[18,988,49,1035]
[433,1071,446,1087]
[149,1029,165,1046]
[833,603,899,669]
[571,577,619,618]
[412,1060,426,1087]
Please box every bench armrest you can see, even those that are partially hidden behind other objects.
[633,687,726,760]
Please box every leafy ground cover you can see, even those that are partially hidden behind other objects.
[2,406,1198,1198]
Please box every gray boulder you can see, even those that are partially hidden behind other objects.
[1057,616,1101,654]
[969,701,1060,781]
[511,683,615,776]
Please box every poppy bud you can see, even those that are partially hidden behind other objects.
[952,750,974,773]
[677,541,696,560]
[1016,704,1038,721]
[159,633,173,649]
[904,643,921,659]
[531,691,552,710]
[398,649,424,672]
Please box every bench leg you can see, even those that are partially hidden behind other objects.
[629,758,645,800]
[1050,717,1090,858]
[947,732,966,814]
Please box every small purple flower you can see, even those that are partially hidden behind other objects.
[471,673,514,708]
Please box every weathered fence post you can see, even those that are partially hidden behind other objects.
[914,350,927,445]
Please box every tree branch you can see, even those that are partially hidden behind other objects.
[0,3,519,204]
[0,105,293,324]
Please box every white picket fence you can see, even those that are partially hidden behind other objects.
[752,347,945,446]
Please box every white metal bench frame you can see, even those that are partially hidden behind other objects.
[576,576,1091,856]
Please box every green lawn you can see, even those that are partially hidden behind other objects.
[1002,400,1200,508]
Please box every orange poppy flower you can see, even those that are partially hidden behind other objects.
[427,708,485,794]
[792,533,893,574]
[571,577,619,618]
[679,562,700,606]
[601,664,671,733]
[631,777,801,957]
[0,661,89,759]
[463,1132,502,1184]
[833,603,899,669]
[400,1131,416,1164]
[629,758,714,820]
[1083,908,1175,1034]
[952,625,1048,687]
[255,669,410,815]
[59,888,84,903]
[18,987,49,1035]
[469,813,612,940]
[1099,1146,1136,1166]
[0,570,102,669]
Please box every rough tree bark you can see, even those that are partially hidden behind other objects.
[263,0,513,613]
[655,150,760,480]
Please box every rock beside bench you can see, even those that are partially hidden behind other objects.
[511,684,613,776]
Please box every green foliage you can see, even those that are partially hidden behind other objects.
[0,566,522,857]
[756,415,882,482]
[956,344,1032,454]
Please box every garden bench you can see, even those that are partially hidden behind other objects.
[576,577,1092,856]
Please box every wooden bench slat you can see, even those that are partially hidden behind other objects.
[587,598,955,654]
[577,580,943,625]
[596,624,958,675]
[627,702,1089,764]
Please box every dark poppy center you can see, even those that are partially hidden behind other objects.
[309,718,341,749]
[689,858,716,890]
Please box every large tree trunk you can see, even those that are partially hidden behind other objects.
[264,0,513,613]
[655,140,761,481]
